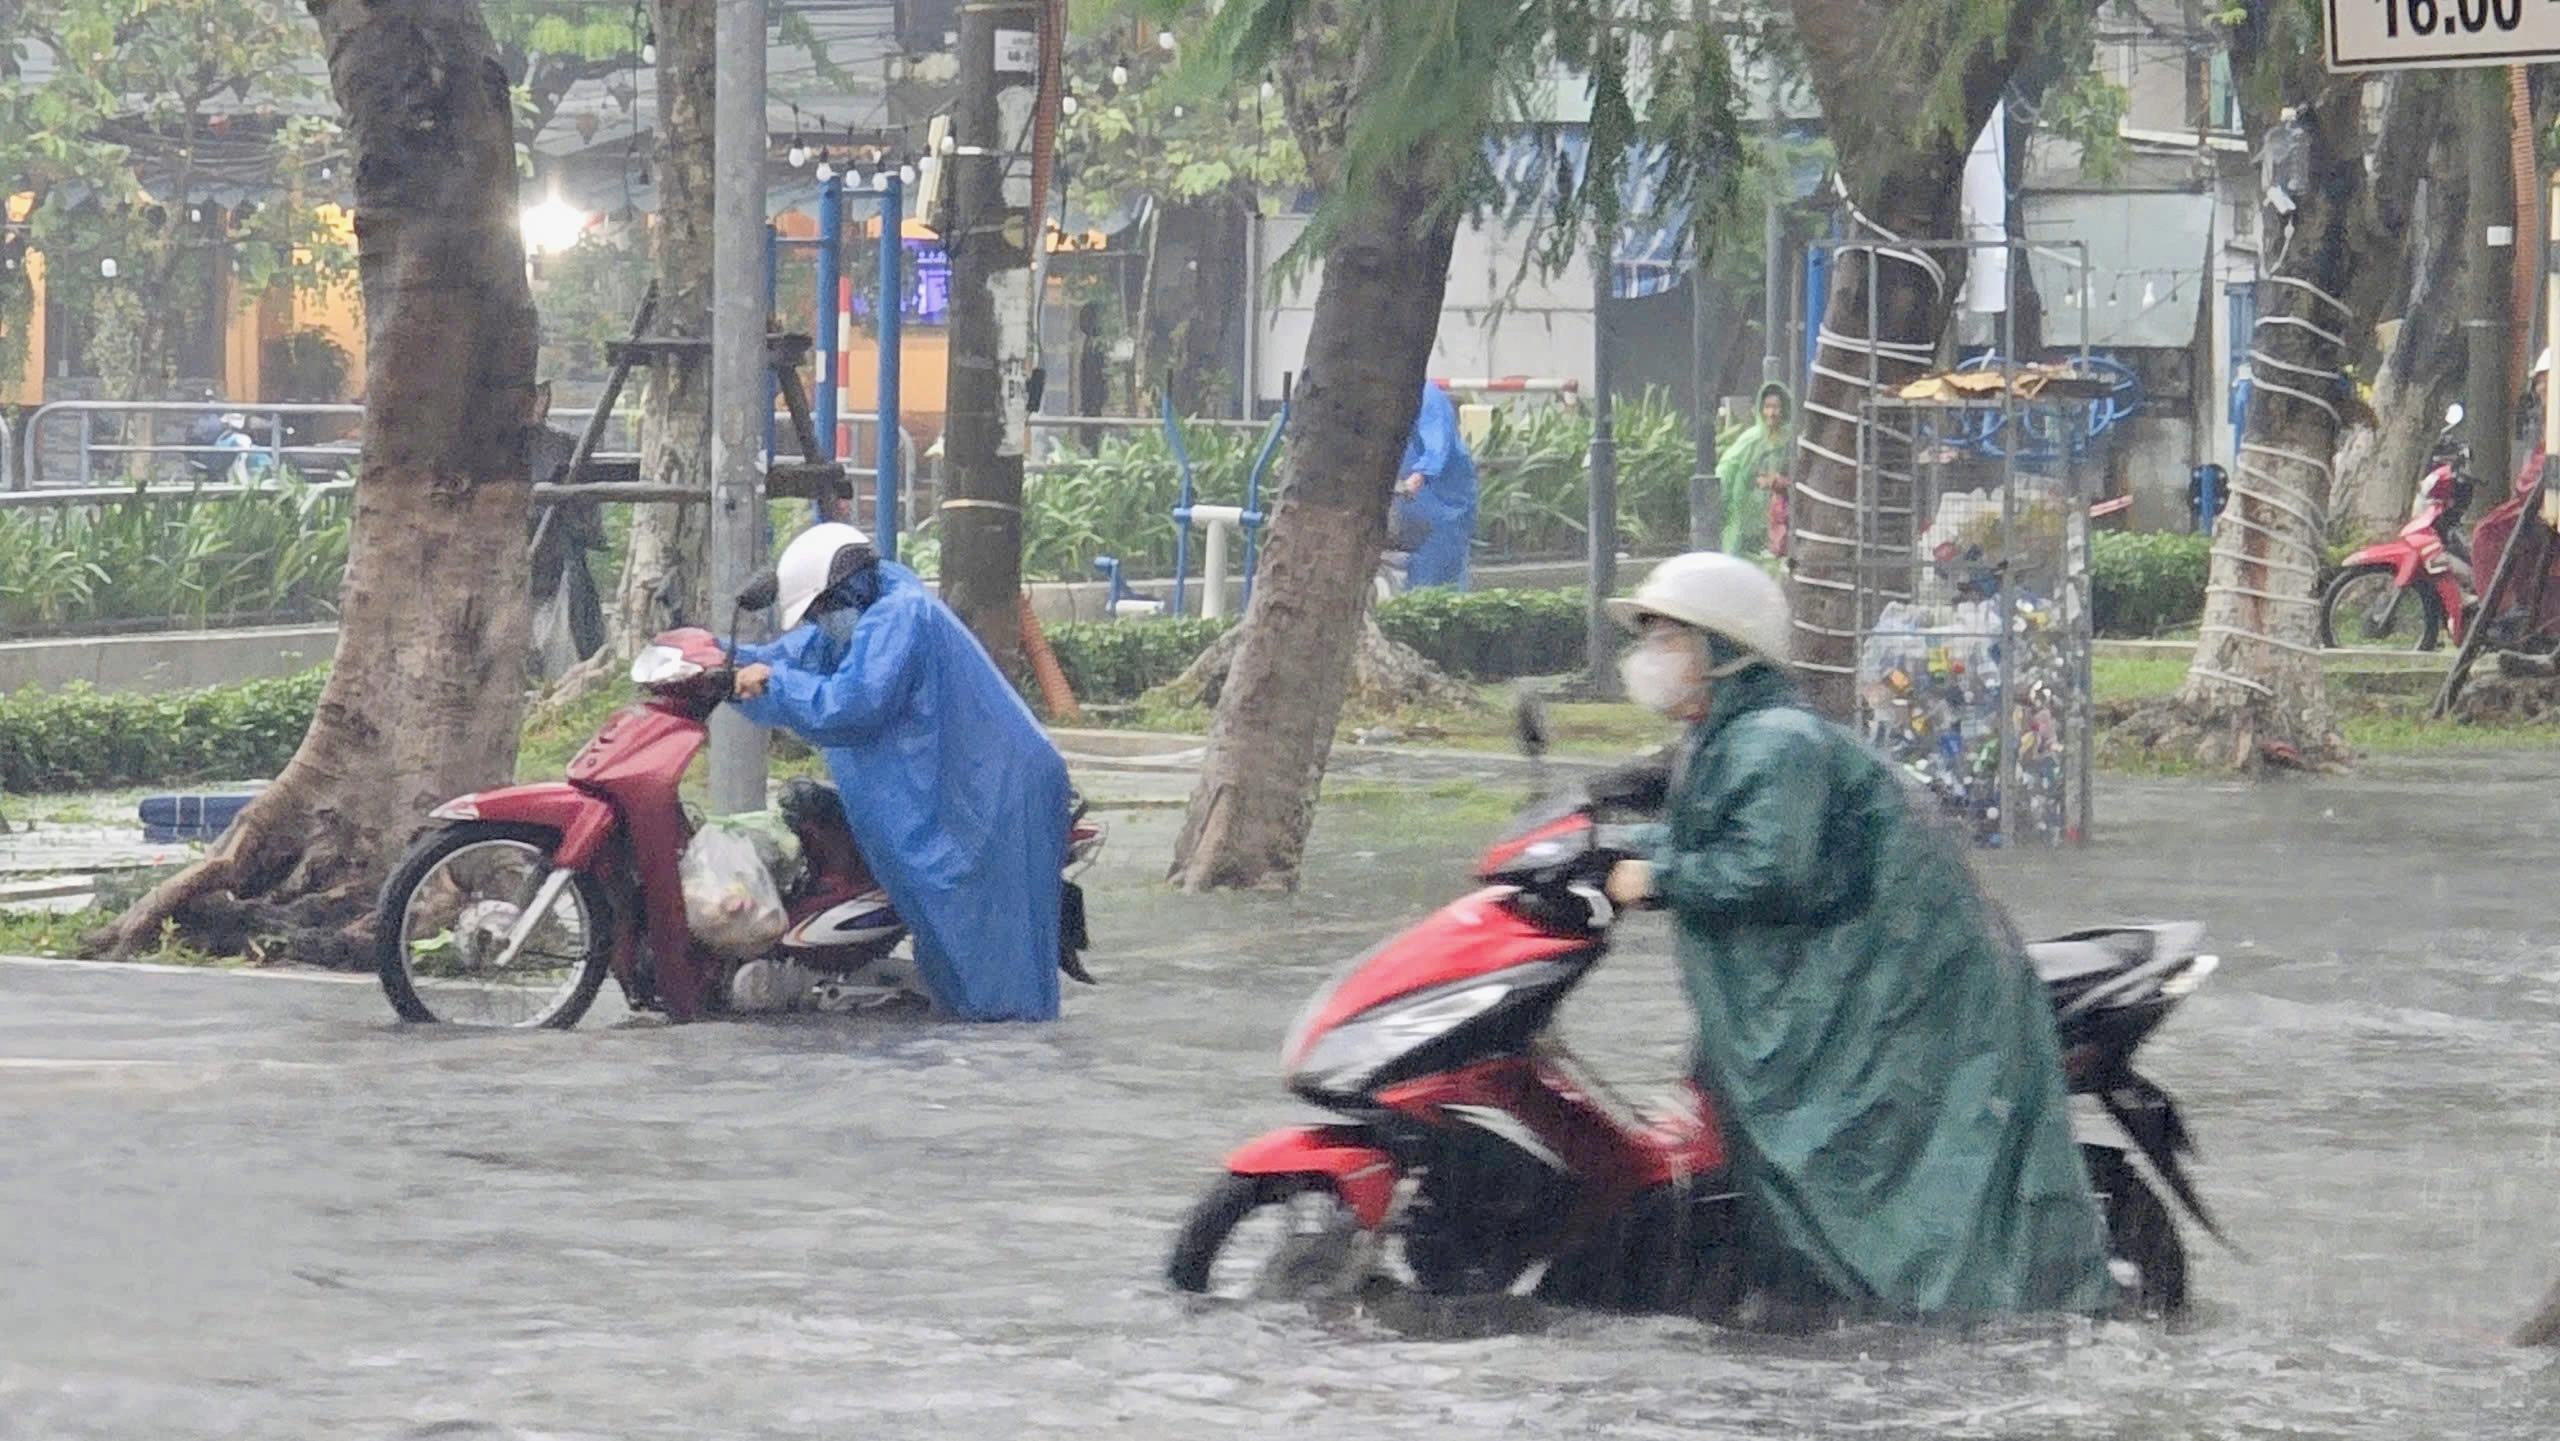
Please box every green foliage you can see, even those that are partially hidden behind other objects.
[529,234,651,381]
[1045,616,1232,702]
[1146,0,1745,290]
[2089,530,2211,638]
[1022,392,1703,580]
[1022,423,1271,580]
[0,669,325,793]
[1045,586,1597,702]
[1372,586,1585,680]
[0,0,353,389]
[0,476,351,633]
[1057,17,1306,223]
[2041,71,2132,184]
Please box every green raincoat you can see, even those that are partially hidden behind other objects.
[1648,664,2113,1317]
[1714,382,1794,557]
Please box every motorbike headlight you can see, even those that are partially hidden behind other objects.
[630,643,704,687]
[1287,979,1513,1097]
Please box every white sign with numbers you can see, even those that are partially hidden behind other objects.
[2328,0,2560,70]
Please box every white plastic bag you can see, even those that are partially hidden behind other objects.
[680,825,789,961]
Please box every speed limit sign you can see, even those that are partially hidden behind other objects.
[2328,0,2560,69]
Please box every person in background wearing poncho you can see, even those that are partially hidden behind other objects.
[1598,551,2114,1328]
[1392,381,1479,589]
[727,523,1073,1022]
[1715,382,1794,558]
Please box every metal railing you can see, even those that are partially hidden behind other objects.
[12,401,1262,492]
[14,400,642,490]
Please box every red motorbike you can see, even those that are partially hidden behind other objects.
[2320,403,2477,651]
[1168,755,2222,1318]
[374,578,1101,1028]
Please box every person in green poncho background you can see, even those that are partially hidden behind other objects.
[1597,551,2115,1327]
[1715,382,1794,557]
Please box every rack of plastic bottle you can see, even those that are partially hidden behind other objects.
[1849,395,2097,847]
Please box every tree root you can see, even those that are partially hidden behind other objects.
[1155,615,1476,715]
[2099,696,2351,774]
[2444,668,2560,726]
[81,785,373,968]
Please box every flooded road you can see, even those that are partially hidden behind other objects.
[9,756,2560,1438]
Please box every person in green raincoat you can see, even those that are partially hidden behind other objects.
[1715,382,1794,557]
[1599,552,2114,1324]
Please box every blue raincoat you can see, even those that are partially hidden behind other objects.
[1392,383,1478,589]
[733,561,1071,1022]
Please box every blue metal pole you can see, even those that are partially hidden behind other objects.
[1239,395,1287,611]
[814,173,843,489]
[876,175,904,562]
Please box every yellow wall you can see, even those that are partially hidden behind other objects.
[266,204,366,399]
[3,201,365,405]
[4,251,43,408]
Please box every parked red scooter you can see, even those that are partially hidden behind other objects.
[2320,403,2477,651]
[374,576,1101,1028]
[1168,727,2221,1318]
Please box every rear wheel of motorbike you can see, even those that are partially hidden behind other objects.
[1167,1173,1365,1299]
[2083,1144,2188,1319]
[375,823,613,1029]
[2318,564,2443,652]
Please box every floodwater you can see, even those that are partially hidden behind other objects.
[8,756,2560,1438]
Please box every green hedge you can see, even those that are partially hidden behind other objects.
[0,670,326,794]
[2090,531,2211,638]
[1044,616,1231,704]
[1044,586,1599,704]
[1373,586,1586,680]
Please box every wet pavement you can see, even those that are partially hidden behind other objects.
[9,758,2560,1438]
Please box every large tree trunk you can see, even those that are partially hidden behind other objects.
[2339,141,2471,541]
[1166,12,1463,893]
[2123,72,2433,770]
[1781,0,2058,718]
[617,0,714,649]
[94,0,538,962]
[533,0,711,719]
[1154,198,1250,415]
[1164,190,1459,891]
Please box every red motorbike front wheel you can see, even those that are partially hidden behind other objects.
[1167,1173,1366,1299]
[375,822,614,1029]
[2319,563,2443,652]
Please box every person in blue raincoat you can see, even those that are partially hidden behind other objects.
[1392,382,1478,589]
[727,522,1073,1022]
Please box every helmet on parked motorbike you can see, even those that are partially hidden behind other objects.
[1604,552,1792,668]
[774,521,877,630]
[2536,350,2552,381]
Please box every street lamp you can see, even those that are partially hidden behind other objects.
[519,184,592,257]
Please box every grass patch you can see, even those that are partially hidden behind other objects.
[0,905,231,964]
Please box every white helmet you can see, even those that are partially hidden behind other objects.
[2536,349,2551,381]
[773,521,876,630]
[1604,552,1792,668]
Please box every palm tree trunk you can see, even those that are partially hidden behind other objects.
[1780,0,2060,718]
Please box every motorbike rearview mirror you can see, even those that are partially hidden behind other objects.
[2445,401,2466,429]
[735,573,780,612]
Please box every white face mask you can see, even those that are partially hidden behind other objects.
[1620,636,1705,716]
